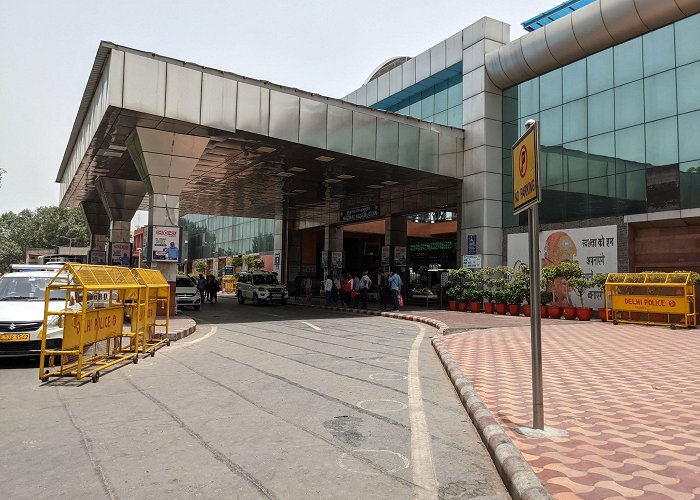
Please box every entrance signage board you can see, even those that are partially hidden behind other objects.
[381,246,390,265]
[110,242,132,266]
[462,254,482,269]
[340,204,379,223]
[331,251,343,269]
[394,246,406,266]
[512,122,541,215]
[149,226,181,263]
[467,234,477,255]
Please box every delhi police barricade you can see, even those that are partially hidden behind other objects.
[129,267,170,356]
[39,264,170,383]
[604,272,697,328]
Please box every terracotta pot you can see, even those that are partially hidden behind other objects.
[598,307,607,322]
[547,306,563,319]
[458,301,468,312]
[523,304,531,317]
[448,300,458,311]
[469,301,481,313]
[483,302,495,314]
[541,305,549,318]
[508,304,521,316]
[495,303,507,315]
[576,307,592,321]
[563,307,577,320]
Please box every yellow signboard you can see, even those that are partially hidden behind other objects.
[610,295,688,314]
[63,307,125,349]
[512,122,541,215]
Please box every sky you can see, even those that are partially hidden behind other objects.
[0,0,548,219]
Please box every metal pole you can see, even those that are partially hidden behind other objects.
[529,202,544,429]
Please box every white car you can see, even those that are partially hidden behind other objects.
[236,271,288,305]
[176,275,201,310]
[0,265,66,357]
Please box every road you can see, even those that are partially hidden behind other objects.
[1,296,509,499]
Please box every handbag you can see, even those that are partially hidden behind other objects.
[398,294,404,307]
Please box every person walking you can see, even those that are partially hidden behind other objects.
[332,274,341,303]
[377,270,387,311]
[304,274,313,303]
[343,273,353,307]
[323,274,333,305]
[197,274,207,304]
[359,270,372,309]
[352,273,362,308]
[209,275,220,303]
[388,270,403,311]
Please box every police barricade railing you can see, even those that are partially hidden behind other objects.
[129,268,170,356]
[604,272,697,328]
[39,264,144,383]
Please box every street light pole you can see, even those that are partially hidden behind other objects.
[60,236,78,260]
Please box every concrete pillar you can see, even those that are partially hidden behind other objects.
[80,201,110,262]
[385,215,408,286]
[323,224,344,279]
[273,218,286,282]
[461,17,510,268]
[127,128,209,313]
[287,228,302,285]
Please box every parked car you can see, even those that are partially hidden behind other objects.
[0,264,66,357]
[236,271,288,305]
[176,275,201,310]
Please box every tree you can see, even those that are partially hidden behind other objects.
[0,206,90,272]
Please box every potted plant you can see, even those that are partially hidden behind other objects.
[542,264,562,319]
[445,283,459,311]
[464,283,483,312]
[557,261,583,320]
[591,273,608,321]
[446,268,473,311]
[569,275,594,321]
[507,265,528,316]
[482,289,495,314]
[540,290,553,318]
[480,267,496,314]
[492,288,508,315]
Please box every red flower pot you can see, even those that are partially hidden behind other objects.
[598,307,607,322]
[483,302,495,314]
[547,306,563,319]
[495,303,507,315]
[523,304,531,317]
[563,307,577,320]
[541,305,549,318]
[458,301,468,312]
[508,304,521,316]
[469,301,481,313]
[448,300,458,311]
[576,307,592,321]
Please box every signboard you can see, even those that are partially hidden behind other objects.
[512,122,541,215]
[223,266,234,276]
[274,251,281,273]
[381,246,390,265]
[610,295,687,314]
[64,307,124,349]
[467,234,477,255]
[150,226,181,262]
[109,242,132,267]
[340,204,379,223]
[394,246,406,267]
[321,251,328,268]
[462,254,482,269]
[88,250,106,265]
[331,251,343,269]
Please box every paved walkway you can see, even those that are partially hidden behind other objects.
[294,297,700,498]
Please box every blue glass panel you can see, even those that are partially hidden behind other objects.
[678,110,700,162]
[615,125,645,166]
[587,49,613,94]
[675,15,700,66]
[540,68,563,110]
[644,70,677,122]
[421,90,435,119]
[588,133,615,178]
[645,117,678,166]
[519,78,540,116]
[615,81,644,129]
[614,38,643,86]
[643,25,675,77]
[447,106,462,127]
[563,98,587,142]
[562,59,586,103]
[677,61,700,114]
[588,89,614,136]
[540,106,562,146]
[563,139,587,182]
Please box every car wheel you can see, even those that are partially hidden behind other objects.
[238,292,245,304]
[253,293,260,306]
[193,305,200,311]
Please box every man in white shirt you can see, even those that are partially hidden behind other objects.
[324,274,333,305]
[360,270,372,309]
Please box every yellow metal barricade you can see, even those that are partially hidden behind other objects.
[130,268,170,356]
[605,272,697,328]
[39,264,142,383]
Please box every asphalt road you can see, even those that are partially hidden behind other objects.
[1,296,509,500]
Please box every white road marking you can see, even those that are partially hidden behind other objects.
[170,326,218,348]
[368,372,407,381]
[408,324,438,499]
[372,357,407,364]
[356,399,407,412]
[337,449,410,476]
[300,321,322,331]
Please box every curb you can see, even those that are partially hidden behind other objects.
[162,319,197,342]
[432,336,551,500]
[290,301,550,499]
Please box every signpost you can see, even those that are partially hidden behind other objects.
[512,119,544,430]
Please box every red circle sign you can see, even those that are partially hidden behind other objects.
[519,145,528,178]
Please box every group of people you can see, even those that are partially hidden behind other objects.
[320,269,402,311]
[197,273,221,304]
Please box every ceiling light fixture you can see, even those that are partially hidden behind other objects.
[337,174,354,180]
[257,146,276,153]
[277,172,294,177]
[315,155,334,162]
[367,184,384,189]
[325,179,341,183]
[288,167,306,173]
[381,180,399,185]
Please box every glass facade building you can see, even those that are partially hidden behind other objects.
[182,215,275,259]
[502,14,700,228]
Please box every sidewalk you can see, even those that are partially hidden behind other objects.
[293,296,700,498]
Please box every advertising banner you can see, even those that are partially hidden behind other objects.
[340,204,379,223]
[394,246,406,267]
[381,246,390,265]
[109,242,132,267]
[150,226,181,262]
[507,225,617,308]
[331,251,343,269]
[89,250,106,265]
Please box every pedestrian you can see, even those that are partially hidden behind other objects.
[304,274,313,303]
[359,270,372,309]
[294,274,303,301]
[343,273,353,307]
[197,273,207,304]
[209,275,220,303]
[324,274,333,305]
[352,273,362,308]
[377,270,388,310]
[388,270,403,311]
[332,274,341,302]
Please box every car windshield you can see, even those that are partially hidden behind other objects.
[0,276,65,301]
[176,277,195,287]
[252,275,279,285]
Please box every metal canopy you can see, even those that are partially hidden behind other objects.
[57,42,464,223]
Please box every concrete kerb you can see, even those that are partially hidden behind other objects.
[289,301,549,499]
[432,336,551,500]
[155,317,197,342]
